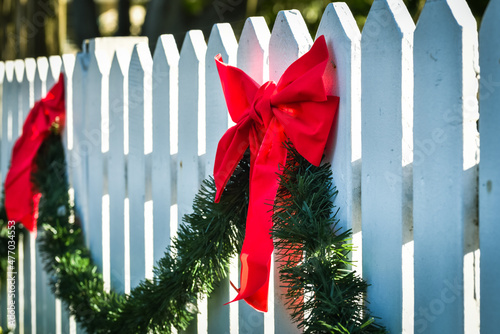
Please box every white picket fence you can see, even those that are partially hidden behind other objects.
[0,0,499,333]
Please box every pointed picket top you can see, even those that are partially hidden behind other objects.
[478,0,500,332]
[47,56,63,87]
[62,54,75,78]
[362,0,414,43]
[131,41,154,71]
[269,10,312,82]
[238,17,270,84]
[130,42,153,154]
[413,0,478,333]
[24,58,37,83]
[154,34,180,67]
[4,61,15,83]
[180,30,207,63]
[87,37,148,76]
[36,57,49,81]
[14,60,24,84]
[206,23,237,65]
[35,57,49,99]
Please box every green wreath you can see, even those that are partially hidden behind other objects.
[0,133,386,333]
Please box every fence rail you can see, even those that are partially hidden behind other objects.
[1,0,498,333]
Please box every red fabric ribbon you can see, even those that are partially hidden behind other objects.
[214,36,339,312]
[5,73,66,234]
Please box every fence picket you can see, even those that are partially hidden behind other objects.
[204,23,238,334]
[151,34,179,266]
[128,42,153,288]
[235,16,270,334]
[479,1,500,332]
[360,1,414,332]
[269,10,312,334]
[178,29,207,334]
[108,50,129,294]
[85,41,106,284]
[316,0,362,270]
[33,56,57,334]
[71,50,90,245]
[19,58,36,334]
[46,55,73,333]
[413,0,479,333]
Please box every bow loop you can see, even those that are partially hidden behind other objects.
[215,55,260,123]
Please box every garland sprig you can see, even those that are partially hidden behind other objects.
[0,134,386,334]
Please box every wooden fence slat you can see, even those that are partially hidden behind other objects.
[33,56,57,334]
[235,16,270,334]
[108,50,129,294]
[360,1,414,332]
[19,58,36,334]
[70,51,90,244]
[479,0,500,332]
[178,29,207,334]
[204,23,237,334]
[85,42,105,283]
[413,0,479,333]
[317,0,361,237]
[316,0,362,276]
[47,57,67,334]
[128,42,153,288]
[151,34,179,266]
[269,10,312,334]
[70,53,92,334]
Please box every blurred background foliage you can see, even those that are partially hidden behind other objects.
[0,0,490,60]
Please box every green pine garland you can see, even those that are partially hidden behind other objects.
[0,134,386,334]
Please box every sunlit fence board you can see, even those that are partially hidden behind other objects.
[413,0,479,333]
[128,42,153,288]
[360,1,415,332]
[235,16,270,334]
[479,1,500,332]
[204,23,238,334]
[269,10,312,334]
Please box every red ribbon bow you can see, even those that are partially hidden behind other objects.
[5,74,66,234]
[214,35,339,312]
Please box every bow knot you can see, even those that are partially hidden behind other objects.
[214,35,339,312]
